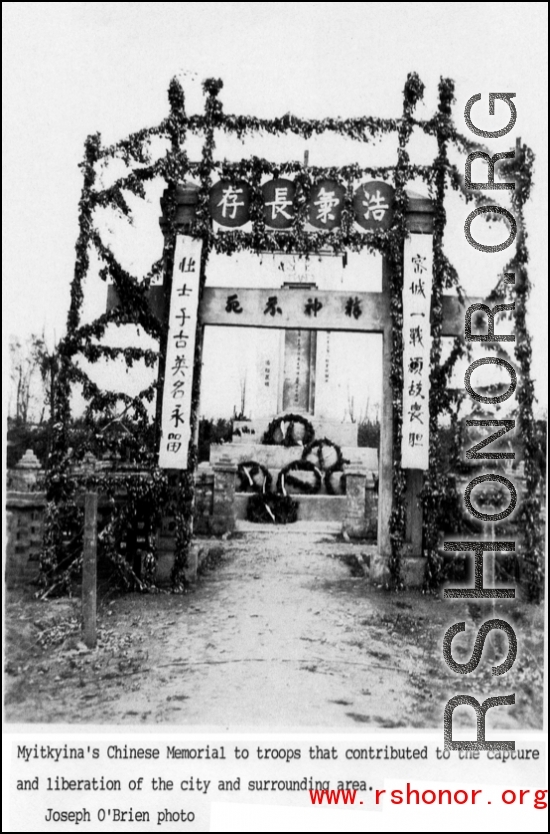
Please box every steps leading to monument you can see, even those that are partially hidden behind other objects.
[232,418,358,448]
[234,493,347,522]
[234,520,344,534]
[209,443,378,475]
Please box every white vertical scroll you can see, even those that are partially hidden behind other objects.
[158,235,203,469]
[401,234,433,469]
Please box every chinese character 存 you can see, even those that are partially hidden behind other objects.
[172,380,186,399]
[177,283,192,297]
[409,278,426,297]
[408,356,424,375]
[265,187,292,221]
[225,294,243,314]
[171,404,186,428]
[409,325,424,348]
[408,381,424,398]
[305,297,323,317]
[264,296,282,317]
[408,432,424,447]
[217,186,245,220]
[411,254,427,274]
[313,188,340,224]
[172,355,189,377]
[408,402,424,425]
[178,257,196,273]
[345,296,363,319]
[175,308,189,327]
[362,188,389,221]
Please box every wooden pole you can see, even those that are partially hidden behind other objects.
[82,491,98,649]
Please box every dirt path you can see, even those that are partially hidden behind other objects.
[5,532,544,728]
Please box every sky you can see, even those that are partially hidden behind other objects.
[3,2,548,422]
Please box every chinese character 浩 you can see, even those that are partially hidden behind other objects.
[408,402,424,425]
[362,188,389,221]
[265,187,292,221]
[217,186,245,220]
[264,296,282,317]
[408,432,424,447]
[409,325,424,348]
[345,296,363,319]
[411,254,427,274]
[313,188,340,224]
[305,297,323,317]
[178,257,196,273]
[409,278,426,297]
[408,356,424,375]
[225,294,243,314]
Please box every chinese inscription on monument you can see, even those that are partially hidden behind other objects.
[158,235,203,469]
[401,234,433,469]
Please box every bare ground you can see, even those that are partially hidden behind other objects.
[4,531,544,728]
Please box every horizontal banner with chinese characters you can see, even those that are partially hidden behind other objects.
[158,236,203,470]
[209,179,394,231]
[401,234,433,470]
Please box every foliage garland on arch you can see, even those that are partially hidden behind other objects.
[39,72,542,601]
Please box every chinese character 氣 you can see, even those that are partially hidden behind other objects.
[362,188,389,221]
[217,186,245,220]
[345,296,362,319]
[226,294,243,314]
[178,257,196,273]
[409,326,424,348]
[265,187,292,221]
[305,297,323,317]
[411,254,427,274]
[264,296,282,317]
[313,188,340,224]
[408,356,424,375]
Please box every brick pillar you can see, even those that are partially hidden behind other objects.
[211,456,237,536]
[342,467,367,538]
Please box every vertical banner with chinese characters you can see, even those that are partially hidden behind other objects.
[401,234,433,469]
[158,235,203,469]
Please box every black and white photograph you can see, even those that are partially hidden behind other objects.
[3,3,547,831]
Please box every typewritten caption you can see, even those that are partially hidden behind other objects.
[6,737,546,831]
